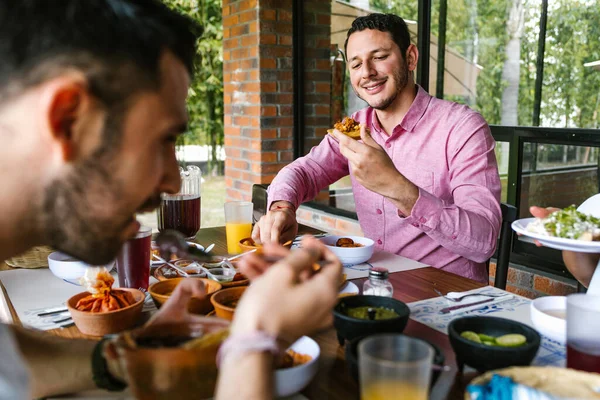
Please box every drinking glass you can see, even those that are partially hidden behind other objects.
[116,226,152,291]
[158,166,202,239]
[566,293,600,373]
[224,201,253,254]
[359,334,433,400]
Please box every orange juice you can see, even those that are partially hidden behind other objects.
[226,222,253,254]
[361,381,427,400]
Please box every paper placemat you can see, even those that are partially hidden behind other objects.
[343,251,429,280]
[408,286,566,367]
[0,269,157,330]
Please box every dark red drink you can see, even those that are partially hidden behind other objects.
[567,343,600,373]
[117,227,152,291]
[157,195,201,239]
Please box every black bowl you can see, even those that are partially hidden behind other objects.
[333,295,410,346]
[448,316,541,372]
[345,334,445,387]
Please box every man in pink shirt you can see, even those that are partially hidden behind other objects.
[253,13,501,282]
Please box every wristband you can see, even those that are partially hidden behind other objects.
[91,338,127,392]
[216,331,280,367]
[271,204,295,212]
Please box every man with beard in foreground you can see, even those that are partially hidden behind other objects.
[253,13,502,283]
[0,1,341,399]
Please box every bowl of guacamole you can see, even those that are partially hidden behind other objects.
[333,295,410,346]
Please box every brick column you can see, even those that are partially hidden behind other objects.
[222,0,332,201]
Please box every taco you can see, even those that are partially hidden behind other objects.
[327,117,361,139]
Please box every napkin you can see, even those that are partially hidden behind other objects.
[441,292,514,315]
[467,374,562,400]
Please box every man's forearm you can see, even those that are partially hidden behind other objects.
[383,173,420,216]
[11,325,97,398]
[215,352,274,399]
[563,251,600,288]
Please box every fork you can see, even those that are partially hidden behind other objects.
[433,287,506,302]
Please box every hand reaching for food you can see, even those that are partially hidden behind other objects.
[232,236,343,345]
[252,201,298,246]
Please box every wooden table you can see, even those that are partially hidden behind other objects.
[0,226,485,399]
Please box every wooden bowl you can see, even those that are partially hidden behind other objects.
[148,278,222,315]
[210,286,247,320]
[67,288,145,336]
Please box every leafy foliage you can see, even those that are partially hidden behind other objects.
[370,0,600,128]
[162,0,224,171]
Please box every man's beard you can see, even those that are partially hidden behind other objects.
[41,154,131,265]
[355,60,409,111]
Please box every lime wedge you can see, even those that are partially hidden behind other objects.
[478,333,496,343]
[460,331,482,343]
[495,333,527,347]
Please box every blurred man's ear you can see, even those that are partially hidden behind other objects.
[47,84,83,161]
[44,76,105,163]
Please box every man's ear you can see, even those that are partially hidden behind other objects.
[47,84,87,161]
[406,44,419,72]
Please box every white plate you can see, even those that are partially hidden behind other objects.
[511,218,600,253]
[339,281,359,296]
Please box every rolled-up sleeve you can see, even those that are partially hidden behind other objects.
[403,114,502,263]
[267,135,350,209]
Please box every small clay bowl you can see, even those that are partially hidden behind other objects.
[148,278,222,315]
[67,288,145,336]
[210,286,247,321]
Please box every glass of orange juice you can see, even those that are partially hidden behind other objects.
[359,334,433,400]
[224,201,253,254]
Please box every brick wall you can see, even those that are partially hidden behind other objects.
[222,0,333,201]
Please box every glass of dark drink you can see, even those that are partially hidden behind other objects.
[566,294,600,373]
[116,226,152,291]
[158,166,202,239]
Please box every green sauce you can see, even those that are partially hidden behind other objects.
[345,306,399,320]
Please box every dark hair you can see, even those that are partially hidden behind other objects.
[344,13,411,59]
[0,0,202,145]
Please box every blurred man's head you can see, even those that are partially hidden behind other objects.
[344,13,417,111]
[0,0,202,264]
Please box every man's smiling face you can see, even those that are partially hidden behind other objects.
[346,29,409,111]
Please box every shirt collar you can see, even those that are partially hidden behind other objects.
[369,84,432,135]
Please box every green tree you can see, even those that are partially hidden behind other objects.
[163,0,224,174]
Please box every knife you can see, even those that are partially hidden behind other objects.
[440,295,512,314]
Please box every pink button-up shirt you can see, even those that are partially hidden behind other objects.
[268,86,501,282]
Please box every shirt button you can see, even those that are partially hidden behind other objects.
[376,209,382,214]
[385,143,391,149]
[377,239,383,245]
[412,222,419,228]
[419,217,427,223]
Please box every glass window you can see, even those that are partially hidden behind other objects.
[431,0,600,129]
[520,142,599,218]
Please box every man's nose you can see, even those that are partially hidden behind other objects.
[159,153,181,195]
[360,60,376,79]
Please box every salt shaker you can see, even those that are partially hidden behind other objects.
[362,267,393,297]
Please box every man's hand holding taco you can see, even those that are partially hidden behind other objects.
[331,121,419,215]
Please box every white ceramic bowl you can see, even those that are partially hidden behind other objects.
[274,336,320,398]
[530,296,567,344]
[48,252,114,283]
[320,235,375,266]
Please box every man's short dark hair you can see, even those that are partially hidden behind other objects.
[344,13,411,59]
[0,0,202,146]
